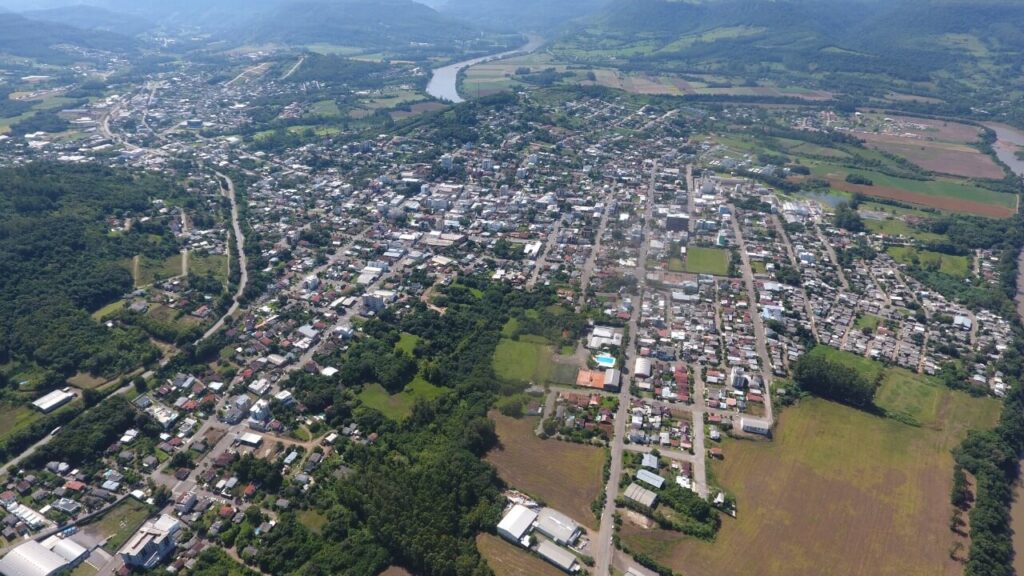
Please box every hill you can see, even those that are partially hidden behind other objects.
[554,0,1024,105]
[435,0,606,33]
[247,0,479,49]
[22,5,154,35]
[0,12,137,60]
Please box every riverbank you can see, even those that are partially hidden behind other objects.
[426,35,544,103]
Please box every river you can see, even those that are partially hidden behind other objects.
[983,122,1024,177]
[425,35,544,103]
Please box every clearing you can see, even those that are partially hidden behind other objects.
[887,246,970,278]
[493,337,553,385]
[487,413,605,528]
[621,392,1001,576]
[685,247,730,276]
[357,377,446,421]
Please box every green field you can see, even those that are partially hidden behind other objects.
[395,332,420,356]
[804,345,885,383]
[297,509,328,534]
[358,377,446,421]
[864,218,946,243]
[0,403,42,443]
[493,338,553,384]
[85,498,155,553]
[91,300,126,321]
[854,314,882,333]
[622,390,1001,576]
[136,254,183,286]
[189,254,229,285]
[685,247,731,276]
[309,99,341,118]
[887,246,970,278]
[874,369,956,428]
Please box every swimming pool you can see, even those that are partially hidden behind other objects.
[594,354,617,369]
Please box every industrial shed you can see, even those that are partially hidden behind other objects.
[535,508,581,546]
[536,540,579,573]
[496,504,537,545]
[624,483,658,508]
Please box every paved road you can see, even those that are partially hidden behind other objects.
[770,214,819,340]
[816,226,850,291]
[594,160,656,576]
[728,206,775,426]
[281,55,305,80]
[526,218,561,290]
[199,173,248,342]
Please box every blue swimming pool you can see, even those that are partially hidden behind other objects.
[594,354,617,369]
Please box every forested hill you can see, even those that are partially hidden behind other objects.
[435,0,606,33]
[0,164,181,382]
[558,0,1024,87]
[0,12,137,61]
[246,0,479,49]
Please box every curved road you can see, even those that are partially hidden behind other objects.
[200,172,248,342]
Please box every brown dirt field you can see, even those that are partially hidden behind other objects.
[859,133,1005,179]
[621,397,1001,576]
[875,115,981,144]
[476,534,564,576]
[378,567,412,576]
[390,102,447,120]
[486,412,605,529]
[830,180,1016,218]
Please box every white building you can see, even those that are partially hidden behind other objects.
[496,504,537,545]
[119,515,180,570]
[31,390,75,414]
[535,508,581,546]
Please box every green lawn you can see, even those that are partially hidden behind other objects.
[136,254,183,286]
[493,338,553,385]
[189,254,229,285]
[358,377,447,421]
[501,317,520,338]
[854,314,882,333]
[0,403,41,443]
[685,247,730,276]
[804,345,885,383]
[91,300,126,321]
[298,509,328,534]
[395,332,420,356]
[86,498,154,553]
[875,369,956,428]
[751,261,767,274]
[864,218,946,243]
[887,246,970,278]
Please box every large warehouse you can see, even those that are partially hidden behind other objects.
[496,504,537,545]
[0,536,87,576]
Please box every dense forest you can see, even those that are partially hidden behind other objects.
[0,163,182,381]
[791,348,879,409]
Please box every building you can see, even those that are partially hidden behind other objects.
[238,433,263,447]
[0,541,66,576]
[535,508,581,546]
[624,483,658,508]
[536,540,579,573]
[740,417,772,436]
[496,504,537,545]
[636,469,665,490]
[119,515,180,570]
[31,390,74,414]
[666,212,690,232]
[603,369,622,392]
[633,358,652,379]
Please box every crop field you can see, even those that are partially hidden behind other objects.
[886,246,970,278]
[476,534,564,576]
[621,391,1001,576]
[487,413,605,528]
[857,133,1004,180]
[357,377,446,421]
[685,247,730,276]
[493,337,553,385]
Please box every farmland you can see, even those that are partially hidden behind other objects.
[858,133,1004,180]
[621,391,1001,576]
[476,533,564,576]
[486,413,605,528]
[685,247,730,276]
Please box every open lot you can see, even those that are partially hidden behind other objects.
[0,403,41,443]
[863,218,946,243]
[357,377,446,421]
[685,247,730,276]
[486,413,605,528]
[476,533,564,576]
[493,337,553,385]
[621,392,1001,576]
[80,498,154,554]
[886,246,970,278]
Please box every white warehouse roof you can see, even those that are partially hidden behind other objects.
[536,508,581,545]
[496,504,537,544]
[0,541,67,576]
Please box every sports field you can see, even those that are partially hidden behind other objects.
[486,413,605,528]
[685,247,730,276]
[621,389,1001,576]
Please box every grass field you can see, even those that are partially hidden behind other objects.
[84,498,154,553]
[804,345,885,383]
[685,247,730,276]
[395,332,420,356]
[622,391,1001,576]
[135,254,183,287]
[874,369,960,428]
[864,218,946,243]
[358,377,446,421]
[487,413,605,528]
[298,509,328,534]
[189,254,229,286]
[854,314,881,333]
[0,403,41,443]
[493,338,553,385]
[887,246,970,278]
[91,300,126,321]
[309,99,341,118]
[476,533,564,576]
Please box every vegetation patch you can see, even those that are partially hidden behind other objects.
[476,533,565,576]
[83,498,155,554]
[493,338,553,385]
[887,246,970,278]
[358,377,446,421]
[685,247,730,276]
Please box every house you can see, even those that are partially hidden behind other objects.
[535,508,580,546]
[641,453,659,470]
[119,515,181,570]
[496,504,537,545]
